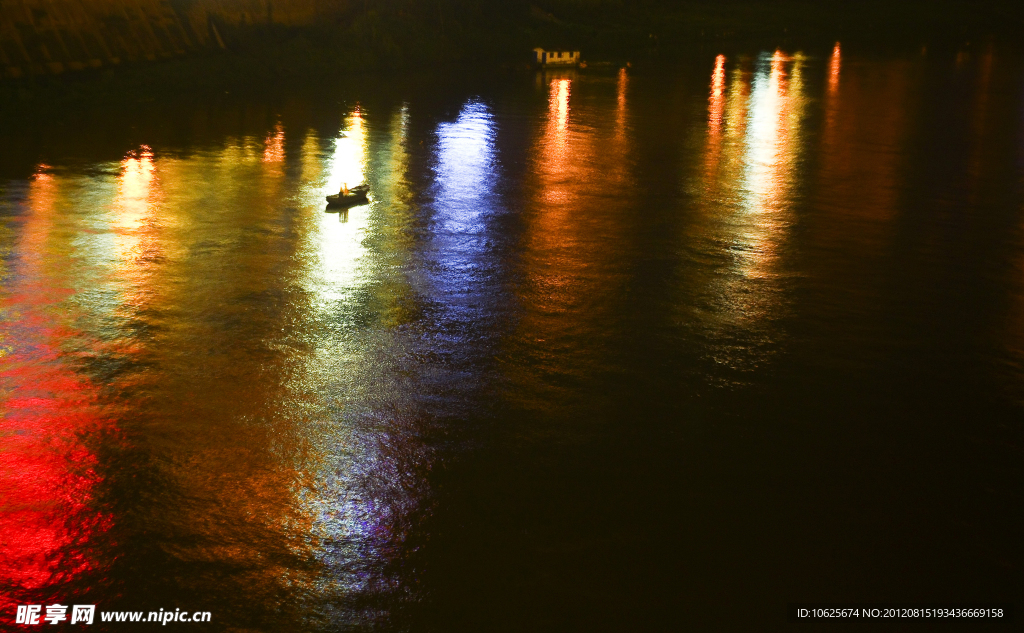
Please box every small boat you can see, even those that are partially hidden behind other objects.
[326,184,369,208]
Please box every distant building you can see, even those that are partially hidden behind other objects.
[533,48,580,66]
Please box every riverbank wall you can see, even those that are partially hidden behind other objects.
[2,0,1021,88]
[0,0,353,79]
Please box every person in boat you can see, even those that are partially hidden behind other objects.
[340,183,349,195]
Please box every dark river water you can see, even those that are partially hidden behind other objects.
[1,47,1022,631]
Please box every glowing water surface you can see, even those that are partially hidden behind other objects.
[1,49,1022,630]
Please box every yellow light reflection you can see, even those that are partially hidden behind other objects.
[713,50,805,328]
[111,146,163,311]
[114,147,155,233]
[683,50,809,376]
[26,167,58,238]
[557,79,570,130]
[367,104,417,327]
[823,45,842,143]
[299,130,323,185]
[17,166,60,300]
[745,50,795,218]
[537,77,580,211]
[724,65,750,143]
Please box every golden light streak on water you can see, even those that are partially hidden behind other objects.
[300,130,322,185]
[112,148,161,297]
[556,79,570,133]
[744,50,796,221]
[721,49,802,331]
[1,55,1019,629]
[828,43,841,96]
[727,65,749,131]
[684,49,806,377]
[368,104,416,328]
[328,107,366,193]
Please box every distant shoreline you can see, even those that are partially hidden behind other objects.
[1,1,1019,120]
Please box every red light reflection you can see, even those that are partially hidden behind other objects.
[0,165,112,612]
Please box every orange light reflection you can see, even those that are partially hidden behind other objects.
[513,72,635,410]
[263,122,285,163]
[615,68,629,142]
[705,55,727,174]
[828,43,841,96]
[550,79,571,157]
[709,54,726,129]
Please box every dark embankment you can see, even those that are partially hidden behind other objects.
[1,0,1022,119]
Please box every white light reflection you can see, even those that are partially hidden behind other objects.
[107,146,166,312]
[298,105,432,612]
[735,50,804,313]
[744,51,804,222]
[113,147,157,261]
[327,108,367,193]
[315,108,371,299]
